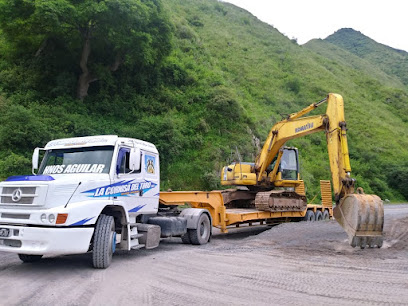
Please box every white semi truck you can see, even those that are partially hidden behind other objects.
[0,135,342,269]
[0,135,212,268]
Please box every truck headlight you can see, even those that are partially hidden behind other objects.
[48,214,55,223]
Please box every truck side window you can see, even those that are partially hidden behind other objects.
[117,148,130,174]
[117,147,141,175]
[120,151,131,174]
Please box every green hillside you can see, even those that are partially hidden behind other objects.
[0,0,407,201]
[323,28,408,87]
[304,38,405,89]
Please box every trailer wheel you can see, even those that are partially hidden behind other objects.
[323,210,330,220]
[18,254,43,263]
[315,210,323,221]
[92,214,116,269]
[189,213,211,245]
[303,210,315,222]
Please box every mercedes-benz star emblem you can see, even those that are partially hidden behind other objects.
[11,188,22,202]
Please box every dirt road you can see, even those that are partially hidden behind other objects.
[1,204,407,305]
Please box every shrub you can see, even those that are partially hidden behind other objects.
[205,87,243,129]
[0,103,51,152]
[284,76,301,94]
[387,163,408,200]
[0,152,31,178]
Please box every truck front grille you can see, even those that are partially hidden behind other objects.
[1,187,37,205]
[1,213,31,219]
[0,239,22,248]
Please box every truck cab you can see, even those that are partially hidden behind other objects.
[0,135,211,268]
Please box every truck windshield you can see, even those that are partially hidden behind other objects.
[38,146,114,175]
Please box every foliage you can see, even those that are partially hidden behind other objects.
[0,0,172,99]
[0,152,31,180]
[0,0,407,202]
[0,102,52,152]
[387,162,408,200]
[324,28,408,87]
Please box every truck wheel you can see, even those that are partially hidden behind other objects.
[315,210,323,221]
[181,232,192,244]
[303,210,315,222]
[323,210,330,220]
[18,254,43,263]
[92,214,116,269]
[189,213,211,245]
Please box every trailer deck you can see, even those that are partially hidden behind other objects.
[160,180,333,233]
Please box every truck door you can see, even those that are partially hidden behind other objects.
[114,147,158,215]
[141,151,159,214]
[114,146,142,213]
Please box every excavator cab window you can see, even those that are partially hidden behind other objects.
[279,149,299,180]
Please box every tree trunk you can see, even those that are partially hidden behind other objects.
[77,31,96,100]
[76,29,123,100]
[35,38,48,57]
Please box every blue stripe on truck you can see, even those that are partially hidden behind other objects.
[128,204,146,213]
[6,175,55,181]
[70,217,95,226]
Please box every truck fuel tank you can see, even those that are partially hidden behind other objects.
[147,216,187,238]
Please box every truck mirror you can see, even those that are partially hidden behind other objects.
[32,147,40,174]
[129,148,141,171]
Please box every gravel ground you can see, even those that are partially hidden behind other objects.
[0,204,407,305]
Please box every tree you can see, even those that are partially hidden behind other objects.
[0,0,172,99]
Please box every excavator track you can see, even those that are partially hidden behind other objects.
[255,190,307,212]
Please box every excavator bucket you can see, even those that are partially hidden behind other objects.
[333,194,384,248]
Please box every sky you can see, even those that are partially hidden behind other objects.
[223,0,408,52]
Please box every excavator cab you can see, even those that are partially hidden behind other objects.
[221,147,301,187]
[270,147,303,188]
[279,147,299,180]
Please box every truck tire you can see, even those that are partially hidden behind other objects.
[92,214,116,269]
[303,210,315,222]
[189,213,211,245]
[315,210,323,221]
[181,232,192,244]
[323,210,330,220]
[18,254,43,263]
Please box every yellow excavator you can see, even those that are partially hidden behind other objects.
[221,93,384,248]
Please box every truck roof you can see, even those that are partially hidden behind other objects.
[44,135,158,153]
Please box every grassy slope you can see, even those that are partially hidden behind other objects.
[164,0,408,200]
[323,28,408,87]
[304,38,404,89]
[0,0,407,201]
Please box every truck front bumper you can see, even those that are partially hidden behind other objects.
[0,225,94,256]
